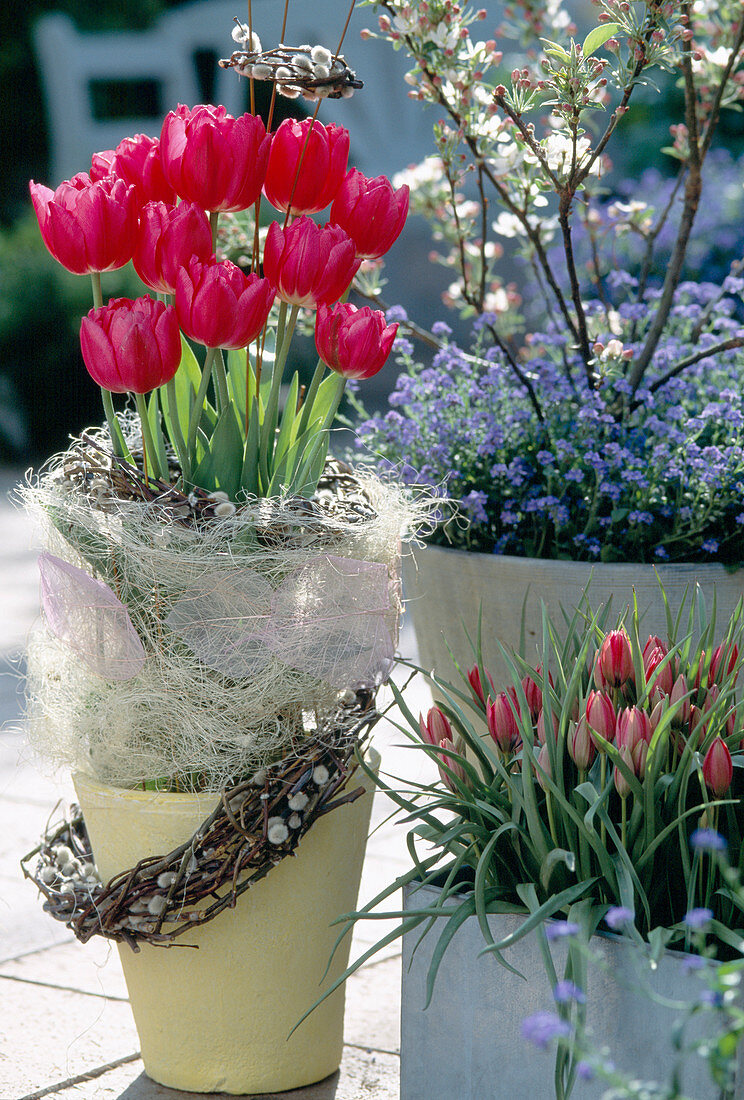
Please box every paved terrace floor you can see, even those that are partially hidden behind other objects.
[0,469,436,1099]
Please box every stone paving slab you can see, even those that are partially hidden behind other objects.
[0,975,140,1098]
[26,1046,400,1100]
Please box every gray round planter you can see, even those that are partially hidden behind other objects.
[400,882,743,1100]
[402,544,744,687]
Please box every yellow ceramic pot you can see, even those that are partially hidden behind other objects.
[74,750,379,1095]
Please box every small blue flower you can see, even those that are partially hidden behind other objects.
[605,906,634,930]
[545,921,580,942]
[690,828,727,853]
[553,980,586,1004]
[521,1011,572,1049]
[702,539,720,554]
[699,989,725,1008]
[576,1061,594,1081]
[684,908,714,930]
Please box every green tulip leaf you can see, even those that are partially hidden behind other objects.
[192,406,243,499]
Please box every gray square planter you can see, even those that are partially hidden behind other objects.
[401,882,744,1100]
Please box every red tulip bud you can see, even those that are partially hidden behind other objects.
[643,645,673,697]
[702,736,733,796]
[616,706,652,751]
[569,716,596,770]
[632,738,648,780]
[670,675,692,726]
[467,664,495,707]
[486,692,522,754]
[598,628,634,688]
[614,744,634,798]
[330,167,409,259]
[585,690,616,748]
[642,635,667,663]
[419,706,453,747]
[535,742,551,791]
[710,641,739,686]
[536,707,558,744]
[649,697,666,734]
[264,117,349,215]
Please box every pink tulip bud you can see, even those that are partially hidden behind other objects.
[29,175,138,275]
[133,200,213,294]
[598,628,634,688]
[79,296,181,394]
[486,691,521,754]
[175,258,275,350]
[614,744,634,798]
[670,675,692,726]
[702,683,720,715]
[616,706,652,751]
[468,665,495,707]
[569,716,596,770]
[523,667,552,720]
[585,690,616,748]
[536,707,559,744]
[91,133,177,206]
[649,697,666,734]
[419,706,453,747]
[264,117,349,215]
[632,739,648,780]
[315,303,398,379]
[329,168,409,259]
[160,104,270,213]
[710,641,739,686]
[702,736,733,796]
[263,218,360,309]
[642,635,667,663]
[535,742,551,791]
[643,645,673,697]
[437,737,466,792]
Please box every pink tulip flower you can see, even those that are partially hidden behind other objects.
[80,296,181,393]
[175,258,275,350]
[710,641,739,686]
[90,133,177,206]
[613,744,635,798]
[160,104,270,212]
[263,218,360,308]
[29,174,138,275]
[263,118,349,215]
[702,736,733,797]
[133,201,214,294]
[330,168,410,258]
[314,303,398,379]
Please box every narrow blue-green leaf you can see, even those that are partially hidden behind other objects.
[146,387,169,479]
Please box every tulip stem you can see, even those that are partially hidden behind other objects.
[89,272,128,459]
[187,347,217,465]
[165,376,189,480]
[209,211,220,254]
[620,795,628,850]
[213,348,230,415]
[134,392,162,483]
[261,304,299,477]
[298,358,327,436]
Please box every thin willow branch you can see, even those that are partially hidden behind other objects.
[633,166,687,312]
[627,14,703,393]
[639,336,744,402]
[699,17,744,161]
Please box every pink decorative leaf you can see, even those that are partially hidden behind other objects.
[265,555,394,687]
[38,552,146,681]
[165,569,273,678]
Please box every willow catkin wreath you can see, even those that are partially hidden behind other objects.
[21,692,378,950]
